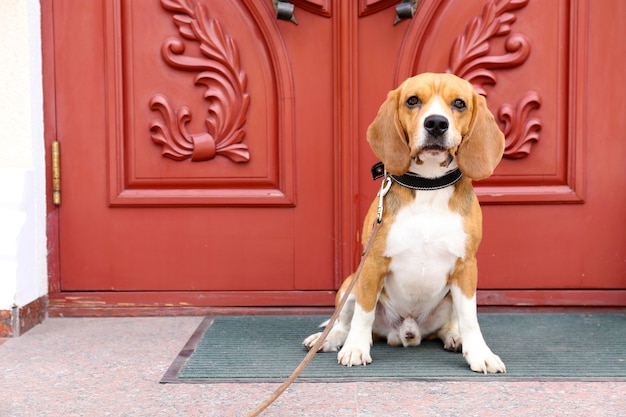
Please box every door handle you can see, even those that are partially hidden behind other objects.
[273,0,298,25]
[395,0,418,25]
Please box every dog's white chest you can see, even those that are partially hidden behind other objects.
[384,188,466,314]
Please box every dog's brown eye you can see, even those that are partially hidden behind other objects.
[452,99,466,111]
[406,96,421,108]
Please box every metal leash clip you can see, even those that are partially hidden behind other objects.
[377,171,392,223]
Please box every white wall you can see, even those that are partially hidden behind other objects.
[0,0,47,310]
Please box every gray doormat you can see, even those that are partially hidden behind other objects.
[161,313,626,383]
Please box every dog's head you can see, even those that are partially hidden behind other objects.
[366,73,505,179]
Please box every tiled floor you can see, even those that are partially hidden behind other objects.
[1,316,624,417]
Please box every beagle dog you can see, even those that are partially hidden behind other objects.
[303,73,506,374]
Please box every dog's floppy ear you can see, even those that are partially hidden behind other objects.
[456,92,505,180]
[366,88,411,175]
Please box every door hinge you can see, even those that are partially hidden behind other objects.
[52,140,61,205]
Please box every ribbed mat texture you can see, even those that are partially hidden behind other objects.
[163,313,625,383]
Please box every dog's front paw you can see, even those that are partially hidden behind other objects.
[465,347,506,374]
[337,344,372,366]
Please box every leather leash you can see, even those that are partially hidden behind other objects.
[245,174,390,416]
[245,218,383,417]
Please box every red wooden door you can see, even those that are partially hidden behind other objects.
[355,0,625,306]
[46,0,625,311]
[47,0,346,308]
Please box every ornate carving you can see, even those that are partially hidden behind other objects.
[448,0,541,159]
[150,0,250,163]
[448,0,530,95]
[497,91,542,159]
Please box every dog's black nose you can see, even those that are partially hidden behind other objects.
[405,332,415,340]
[424,115,449,136]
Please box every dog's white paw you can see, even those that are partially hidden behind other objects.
[440,330,462,352]
[302,332,325,350]
[337,343,372,367]
[398,318,421,347]
[465,347,506,374]
[302,326,348,352]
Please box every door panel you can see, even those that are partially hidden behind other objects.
[53,0,336,295]
[109,0,296,206]
[357,0,625,295]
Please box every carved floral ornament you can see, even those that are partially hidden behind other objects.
[149,0,539,163]
[447,0,541,159]
[150,0,251,163]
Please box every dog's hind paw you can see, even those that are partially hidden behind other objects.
[302,332,327,351]
[441,332,462,352]
[302,326,348,352]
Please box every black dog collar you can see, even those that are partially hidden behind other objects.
[371,162,463,191]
